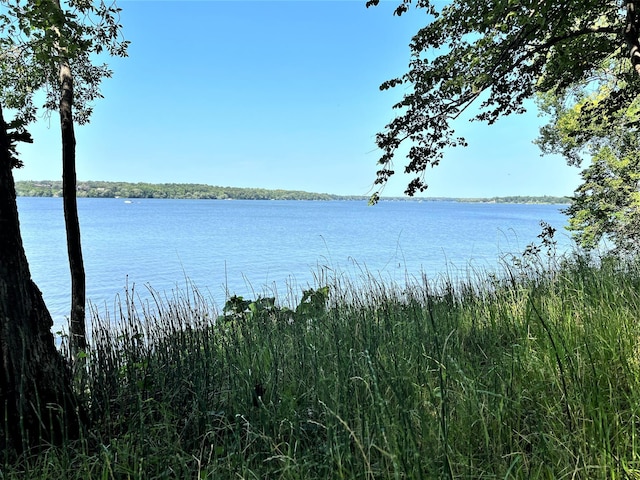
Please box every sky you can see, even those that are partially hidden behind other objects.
[12,0,584,198]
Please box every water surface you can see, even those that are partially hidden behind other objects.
[17,197,571,330]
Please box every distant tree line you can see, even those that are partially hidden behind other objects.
[15,181,570,204]
[15,180,354,201]
[458,195,570,205]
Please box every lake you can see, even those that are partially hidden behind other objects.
[16,197,572,331]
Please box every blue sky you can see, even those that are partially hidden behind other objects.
[12,0,583,198]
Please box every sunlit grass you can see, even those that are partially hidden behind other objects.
[5,252,640,478]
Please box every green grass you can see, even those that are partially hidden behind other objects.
[5,253,640,478]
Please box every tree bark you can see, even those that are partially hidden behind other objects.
[0,103,80,454]
[59,60,87,358]
[625,1,640,76]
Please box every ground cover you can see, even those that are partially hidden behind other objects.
[4,251,640,479]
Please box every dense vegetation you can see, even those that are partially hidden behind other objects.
[15,180,568,204]
[4,247,640,478]
[15,180,354,201]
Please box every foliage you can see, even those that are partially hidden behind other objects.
[535,68,640,167]
[536,62,640,252]
[15,180,352,200]
[367,0,640,202]
[565,139,640,252]
[0,0,128,159]
[5,254,640,477]
[220,287,329,324]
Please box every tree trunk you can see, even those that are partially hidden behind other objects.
[625,1,640,76]
[0,103,81,454]
[59,61,87,358]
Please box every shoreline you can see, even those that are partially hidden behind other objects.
[14,180,571,204]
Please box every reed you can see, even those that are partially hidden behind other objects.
[5,252,640,478]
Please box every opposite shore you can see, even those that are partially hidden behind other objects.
[15,180,570,204]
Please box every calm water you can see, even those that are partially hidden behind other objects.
[17,197,571,331]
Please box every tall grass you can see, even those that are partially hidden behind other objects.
[5,253,640,478]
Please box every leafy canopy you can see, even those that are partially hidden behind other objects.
[536,60,640,252]
[367,0,640,202]
[0,0,128,166]
[565,138,640,252]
